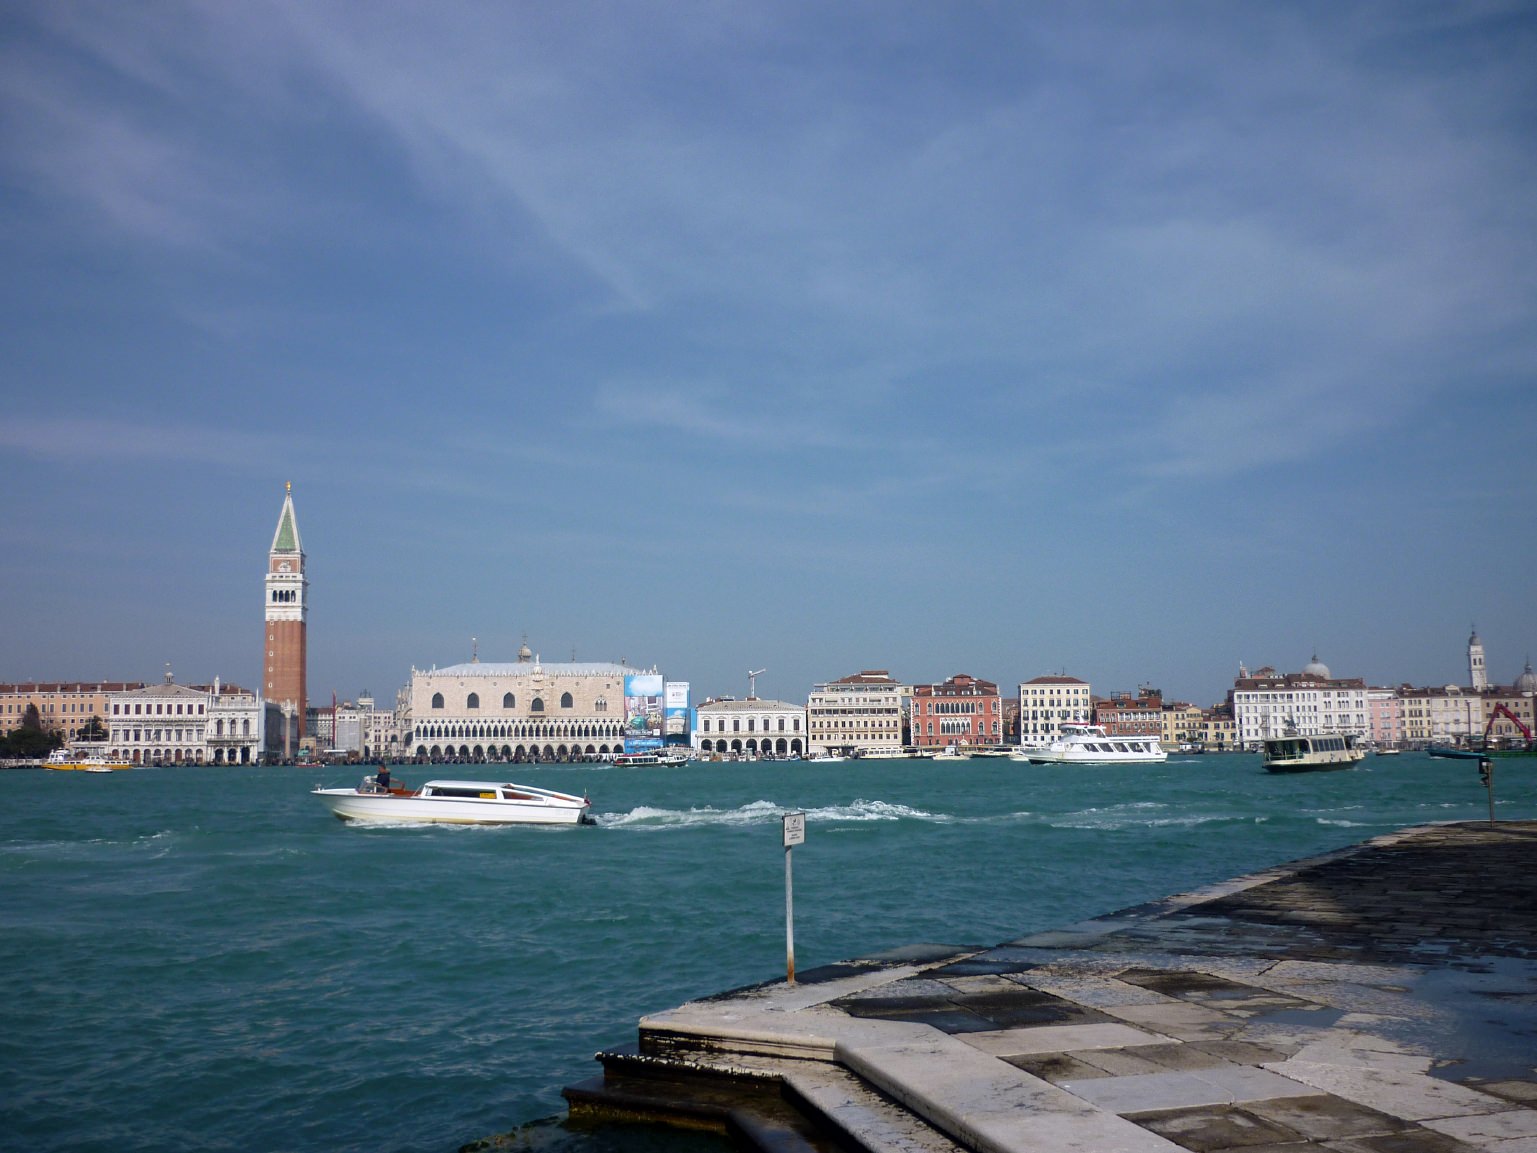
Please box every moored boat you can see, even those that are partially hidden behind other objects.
[312,775,593,825]
[1262,733,1365,773]
[1012,724,1167,765]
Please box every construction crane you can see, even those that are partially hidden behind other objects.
[747,669,766,700]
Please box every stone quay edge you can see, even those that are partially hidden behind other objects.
[563,821,1537,1153]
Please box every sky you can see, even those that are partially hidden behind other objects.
[2,1,1534,709]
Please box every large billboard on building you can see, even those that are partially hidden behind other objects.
[664,681,691,745]
[624,673,664,752]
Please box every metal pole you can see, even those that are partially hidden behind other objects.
[1483,758,1495,825]
[786,848,799,983]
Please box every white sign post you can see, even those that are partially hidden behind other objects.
[782,812,806,984]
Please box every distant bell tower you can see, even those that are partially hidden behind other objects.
[264,482,308,735]
[1468,626,1488,691]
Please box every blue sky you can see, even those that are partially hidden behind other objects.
[2,1,1534,709]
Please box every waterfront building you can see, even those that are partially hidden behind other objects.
[1368,688,1406,749]
[1095,688,1164,739]
[1484,678,1535,745]
[361,692,404,761]
[696,698,805,758]
[0,681,143,743]
[1017,675,1092,746]
[204,681,264,765]
[1400,685,1483,747]
[806,670,906,757]
[263,484,308,736]
[1230,657,1368,749]
[1160,701,1204,748]
[408,643,652,761]
[910,674,1001,750]
[1195,705,1237,751]
[106,672,261,765]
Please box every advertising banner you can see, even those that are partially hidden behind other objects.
[664,681,691,744]
[624,673,664,752]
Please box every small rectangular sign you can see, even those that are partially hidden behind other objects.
[782,811,806,847]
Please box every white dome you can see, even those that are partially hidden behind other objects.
[1516,661,1537,695]
[1303,653,1331,679]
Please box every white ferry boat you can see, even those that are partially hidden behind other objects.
[312,776,593,825]
[1012,724,1167,765]
[1261,733,1365,773]
[612,750,689,767]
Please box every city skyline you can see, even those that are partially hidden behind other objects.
[2,4,1534,708]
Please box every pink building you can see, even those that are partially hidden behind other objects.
[910,674,1002,750]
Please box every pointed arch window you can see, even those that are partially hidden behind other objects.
[531,697,545,713]
[560,692,574,709]
[467,693,480,710]
[503,692,515,709]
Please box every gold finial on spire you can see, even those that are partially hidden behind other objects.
[286,481,292,494]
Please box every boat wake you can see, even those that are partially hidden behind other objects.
[597,798,947,830]
[1047,802,1265,830]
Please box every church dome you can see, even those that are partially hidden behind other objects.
[1517,660,1537,695]
[1302,652,1331,679]
[518,639,533,663]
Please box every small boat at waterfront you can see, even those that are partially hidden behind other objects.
[930,745,970,761]
[312,776,593,825]
[45,749,131,772]
[1262,732,1365,773]
[1012,724,1167,765]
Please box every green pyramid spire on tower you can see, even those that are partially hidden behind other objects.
[270,482,304,555]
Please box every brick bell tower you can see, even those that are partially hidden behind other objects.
[264,482,308,736]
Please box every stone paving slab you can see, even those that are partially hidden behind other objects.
[1060,1065,1319,1113]
[959,1022,1173,1058]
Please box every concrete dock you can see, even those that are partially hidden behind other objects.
[564,821,1537,1152]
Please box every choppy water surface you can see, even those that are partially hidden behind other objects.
[2,753,1529,1152]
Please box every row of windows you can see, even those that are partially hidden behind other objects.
[699,717,803,733]
[430,691,603,712]
[269,589,300,603]
[112,703,207,716]
[930,719,1003,735]
[414,721,623,740]
[916,701,997,715]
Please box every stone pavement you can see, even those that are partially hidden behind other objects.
[564,822,1537,1153]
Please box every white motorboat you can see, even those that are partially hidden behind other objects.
[1012,724,1167,765]
[930,745,970,761]
[1262,733,1365,773]
[312,776,593,825]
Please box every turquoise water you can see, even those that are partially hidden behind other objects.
[2,753,1530,1152]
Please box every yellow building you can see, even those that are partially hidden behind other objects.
[0,682,143,743]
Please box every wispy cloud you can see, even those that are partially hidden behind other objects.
[0,417,306,467]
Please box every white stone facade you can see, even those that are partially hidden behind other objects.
[408,656,653,761]
[806,670,906,756]
[107,675,263,765]
[1018,676,1092,745]
[1230,664,1369,748]
[696,699,805,758]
